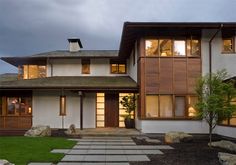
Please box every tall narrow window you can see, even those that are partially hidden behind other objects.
[222,38,234,53]
[160,39,172,56]
[188,96,198,117]
[96,93,105,127]
[0,97,2,115]
[175,96,186,117]
[146,95,159,117]
[174,40,186,56]
[145,40,159,56]
[187,39,200,56]
[82,59,90,74]
[160,95,173,117]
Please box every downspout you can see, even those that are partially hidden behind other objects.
[209,24,223,76]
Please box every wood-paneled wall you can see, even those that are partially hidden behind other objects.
[137,38,201,118]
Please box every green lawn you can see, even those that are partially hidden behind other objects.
[0,136,77,165]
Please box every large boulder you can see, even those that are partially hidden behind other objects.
[218,152,236,165]
[65,124,76,135]
[211,140,236,152]
[24,125,51,137]
[165,131,193,143]
[0,159,14,165]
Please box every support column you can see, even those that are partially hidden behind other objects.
[78,91,83,130]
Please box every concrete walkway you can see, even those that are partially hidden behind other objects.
[49,136,173,165]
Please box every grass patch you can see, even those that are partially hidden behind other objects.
[0,136,76,165]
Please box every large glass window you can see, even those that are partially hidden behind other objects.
[160,39,172,56]
[19,65,46,79]
[175,96,186,117]
[145,40,159,56]
[174,40,186,56]
[188,96,198,117]
[222,38,234,53]
[146,95,159,117]
[0,97,2,115]
[7,97,32,116]
[119,93,135,127]
[160,95,173,117]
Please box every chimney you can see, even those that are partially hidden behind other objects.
[68,38,83,52]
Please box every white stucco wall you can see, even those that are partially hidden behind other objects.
[32,90,96,128]
[215,125,236,138]
[46,58,128,77]
[128,42,138,82]
[136,119,209,134]
[201,29,236,77]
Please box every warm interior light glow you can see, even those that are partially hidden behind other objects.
[28,107,32,114]
[60,96,66,116]
[188,106,196,117]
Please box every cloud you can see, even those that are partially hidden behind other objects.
[0,0,236,73]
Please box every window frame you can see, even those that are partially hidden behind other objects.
[110,60,127,74]
[222,37,235,54]
[81,59,90,74]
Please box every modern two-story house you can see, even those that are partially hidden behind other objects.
[0,22,236,137]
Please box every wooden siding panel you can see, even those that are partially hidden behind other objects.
[159,58,173,93]
[188,59,201,93]
[174,59,187,94]
[145,58,159,94]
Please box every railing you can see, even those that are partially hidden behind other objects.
[0,116,32,129]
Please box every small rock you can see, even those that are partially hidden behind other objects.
[211,140,236,152]
[65,124,76,135]
[165,131,193,143]
[218,152,236,165]
[24,125,51,137]
[0,159,14,165]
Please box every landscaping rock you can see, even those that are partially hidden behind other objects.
[218,152,236,165]
[211,140,236,152]
[65,124,76,135]
[24,125,51,137]
[0,159,14,165]
[164,131,193,143]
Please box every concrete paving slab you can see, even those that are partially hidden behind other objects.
[87,150,106,154]
[58,162,129,165]
[105,155,128,161]
[124,150,143,154]
[51,149,70,154]
[105,150,124,154]
[73,145,173,150]
[145,138,161,143]
[142,150,164,154]
[68,150,88,154]
[61,155,85,161]
[83,155,105,161]
[127,155,150,161]
[105,163,129,165]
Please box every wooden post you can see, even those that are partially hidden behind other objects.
[78,91,83,130]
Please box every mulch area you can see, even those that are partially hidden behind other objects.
[131,134,236,165]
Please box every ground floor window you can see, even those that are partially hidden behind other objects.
[221,98,236,126]
[96,93,105,127]
[145,94,197,118]
[0,96,32,116]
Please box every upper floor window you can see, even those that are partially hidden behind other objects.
[81,59,90,74]
[222,38,234,53]
[110,60,126,74]
[18,65,46,79]
[145,38,200,57]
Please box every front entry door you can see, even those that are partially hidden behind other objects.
[105,93,119,127]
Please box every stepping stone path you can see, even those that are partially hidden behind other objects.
[51,136,173,165]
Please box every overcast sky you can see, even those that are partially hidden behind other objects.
[0,0,236,74]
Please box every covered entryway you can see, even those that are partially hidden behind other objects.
[105,93,119,127]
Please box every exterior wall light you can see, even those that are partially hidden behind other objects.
[60,95,66,116]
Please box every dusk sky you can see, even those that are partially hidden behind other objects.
[1,0,236,74]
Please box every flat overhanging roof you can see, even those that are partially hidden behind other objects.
[118,22,236,58]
